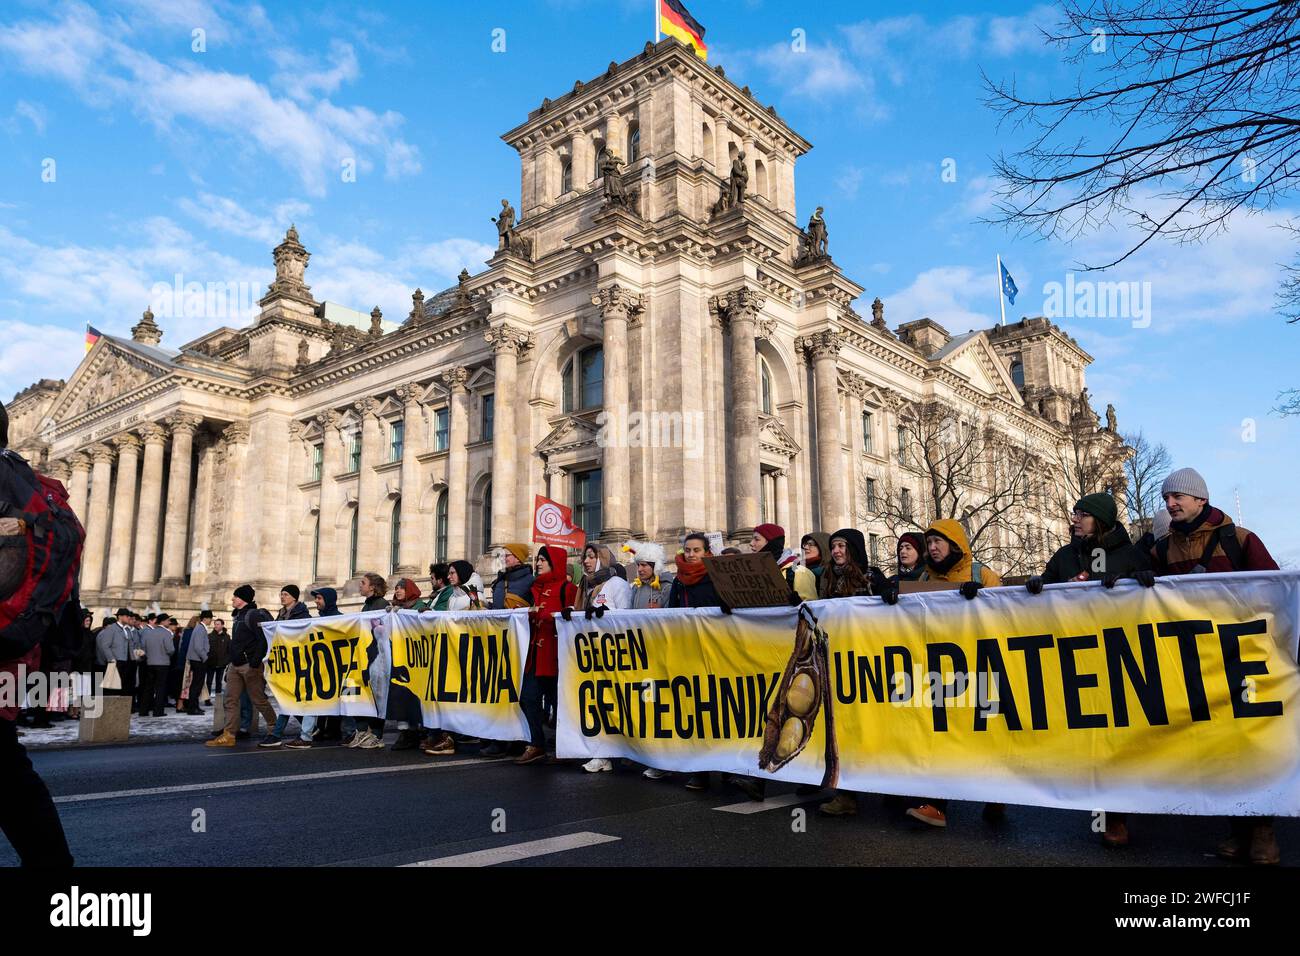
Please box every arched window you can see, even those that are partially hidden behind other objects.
[348,507,359,578]
[702,122,714,167]
[561,356,574,414]
[759,355,773,415]
[563,345,604,411]
[592,138,605,180]
[1009,355,1025,389]
[560,156,573,195]
[481,481,493,554]
[390,499,402,574]
[755,159,768,199]
[627,123,640,163]
[435,491,448,562]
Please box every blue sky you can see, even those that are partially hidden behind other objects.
[1,0,1296,561]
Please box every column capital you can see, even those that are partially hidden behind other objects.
[771,468,789,480]
[69,451,92,471]
[46,459,71,482]
[712,287,768,324]
[111,432,142,452]
[484,325,531,355]
[591,284,644,323]
[316,409,343,433]
[222,422,251,445]
[395,382,425,406]
[441,366,471,392]
[89,443,116,465]
[166,412,202,436]
[138,422,168,445]
[796,329,842,360]
[354,397,383,420]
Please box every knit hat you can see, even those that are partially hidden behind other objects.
[1073,493,1117,531]
[754,523,784,545]
[281,584,300,601]
[233,584,255,603]
[897,532,925,562]
[1161,467,1209,501]
[1152,509,1172,539]
[503,543,529,564]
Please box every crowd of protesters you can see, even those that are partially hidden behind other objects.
[10,464,1285,867]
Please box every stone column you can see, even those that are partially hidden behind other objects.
[395,383,425,576]
[717,288,767,539]
[160,414,201,584]
[442,368,471,561]
[354,398,383,573]
[81,445,115,592]
[592,285,643,541]
[131,423,168,586]
[218,423,251,584]
[104,433,141,590]
[774,468,790,530]
[801,330,845,531]
[485,327,528,549]
[67,453,91,524]
[314,411,344,584]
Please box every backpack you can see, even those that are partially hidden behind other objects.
[1155,524,1242,573]
[0,449,85,663]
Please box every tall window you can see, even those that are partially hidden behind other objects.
[349,508,359,577]
[390,499,401,573]
[434,408,449,451]
[1010,356,1025,389]
[482,394,494,441]
[389,419,404,462]
[861,410,874,453]
[702,122,713,167]
[560,156,573,194]
[481,482,493,554]
[563,346,604,412]
[759,356,773,415]
[896,425,908,463]
[627,123,640,163]
[574,469,603,539]
[865,477,878,512]
[311,443,323,481]
[435,491,448,562]
[901,488,913,521]
[312,516,320,581]
[868,534,880,566]
[592,138,605,180]
[348,431,361,472]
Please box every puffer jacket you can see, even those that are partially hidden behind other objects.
[919,519,1002,587]
[1042,524,1149,583]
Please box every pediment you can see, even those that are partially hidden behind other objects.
[759,415,801,457]
[50,339,171,423]
[537,415,600,455]
[466,367,495,392]
[937,335,1023,404]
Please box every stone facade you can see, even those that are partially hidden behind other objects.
[9,39,1126,616]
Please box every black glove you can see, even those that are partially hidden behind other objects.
[560,607,573,622]
[880,584,899,606]
[1102,572,1121,589]
[959,581,981,600]
[584,606,595,620]
[1025,576,1043,595]
[1133,569,1156,588]
[594,605,607,619]
[787,592,803,607]
[718,600,734,615]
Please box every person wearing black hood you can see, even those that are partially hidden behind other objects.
[311,587,341,616]
[300,588,343,745]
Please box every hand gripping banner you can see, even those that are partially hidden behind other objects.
[556,571,1300,816]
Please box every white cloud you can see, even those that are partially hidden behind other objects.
[6,100,47,134]
[271,39,360,101]
[177,192,311,245]
[0,4,420,196]
[0,321,82,397]
[750,40,870,103]
[883,265,996,333]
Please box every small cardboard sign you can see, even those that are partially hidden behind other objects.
[702,552,792,608]
[898,579,962,594]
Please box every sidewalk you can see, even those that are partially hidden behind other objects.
[16,709,224,750]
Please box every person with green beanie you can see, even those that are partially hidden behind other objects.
[1030,492,1149,588]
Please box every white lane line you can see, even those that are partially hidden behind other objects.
[713,792,817,814]
[53,757,501,804]
[404,832,621,867]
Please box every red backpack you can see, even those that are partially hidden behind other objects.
[0,449,85,663]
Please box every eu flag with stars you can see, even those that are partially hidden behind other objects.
[1000,262,1018,305]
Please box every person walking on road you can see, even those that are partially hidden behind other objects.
[206,586,277,748]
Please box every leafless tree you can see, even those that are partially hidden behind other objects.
[1121,429,1173,529]
[857,400,1052,577]
[985,1,1300,409]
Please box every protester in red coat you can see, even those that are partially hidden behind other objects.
[517,546,575,765]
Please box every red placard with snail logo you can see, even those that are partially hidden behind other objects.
[531,495,587,550]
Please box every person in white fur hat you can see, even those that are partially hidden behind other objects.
[622,540,674,610]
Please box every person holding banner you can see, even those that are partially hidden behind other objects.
[1150,468,1281,865]
[800,532,832,587]
[390,578,431,751]
[890,532,926,585]
[491,545,535,609]
[447,561,484,611]
[753,524,818,602]
[521,546,577,765]
[428,563,457,611]
[906,520,1004,828]
[668,533,724,791]
[344,574,390,750]
[624,541,673,610]
[578,544,632,613]
[393,579,430,611]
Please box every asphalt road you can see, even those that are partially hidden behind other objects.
[5,737,1294,867]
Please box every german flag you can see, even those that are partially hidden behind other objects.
[660,0,707,60]
[85,324,102,353]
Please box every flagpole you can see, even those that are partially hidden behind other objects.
[655,0,661,41]
[996,254,1006,327]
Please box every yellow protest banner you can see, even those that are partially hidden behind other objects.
[557,571,1300,815]
[261,611,390,718]
[389,609,531,741]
